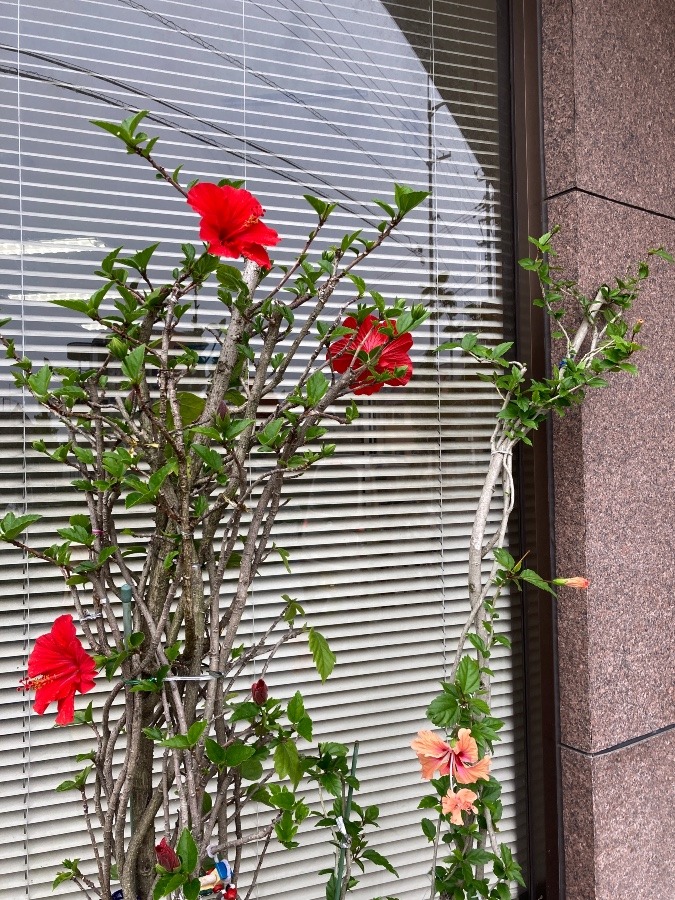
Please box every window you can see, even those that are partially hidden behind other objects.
[0,1,526,897]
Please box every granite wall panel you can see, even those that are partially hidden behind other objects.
[542,0,675,215]
[540,1,675,896]
[561,729,675,900]
[548,190,675,753]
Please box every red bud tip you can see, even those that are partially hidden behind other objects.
[251,678,268,705]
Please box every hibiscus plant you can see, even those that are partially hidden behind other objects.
[411,231,672,900]
[1,110,427,900]
[1,107,670,900]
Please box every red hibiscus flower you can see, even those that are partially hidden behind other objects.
[155,837,181,872]
[187,182,280,268]
[326,314,413,395]
[19,614,97,725]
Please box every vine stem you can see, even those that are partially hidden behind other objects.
[429,812,443,900]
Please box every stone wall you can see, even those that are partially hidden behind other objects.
[541,1,675,898]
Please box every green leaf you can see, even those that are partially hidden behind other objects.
[274,544,291,573]
[153,873,186,900]
[373,198,396,218]
[274,809,298,848]
[317,771,342,798]
[28,364,52,396]
[0,511,41,541]
[239,757,264,781]
[393,183,429,217]
[183,879,201,900]
[174,392,206,426]
[192,444,223,473]
[121,345,145,384]
[274,740,303,788]
[287,690,305,723]
[520,568,557,595]
[427,692,460,728]
[222,741,256,767]
[224,417,254,440]
[257,417,284,446]
[493,547,516,570]
[282,595,305,625]
[55,779,78,792]
[159,734,191,750]
[306,370,329,406]
[230,701,260,723]
[308,628,336,682]
[421,817,437,841]
[177,828,198,875]
[296,714,313,742]
[465,848,495,866]
[205,737,227,767]
[362,848,398,877]
[304,194,336,221]
[455,655,481,695]
[53,871,75,889]
[187,720,208,747]
[467,633,489,656]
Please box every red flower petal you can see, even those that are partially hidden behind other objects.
[21,614,97,725]
[187,182,279,267]
[327,315,414,394]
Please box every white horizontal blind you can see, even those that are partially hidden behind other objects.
[0,1,527,899]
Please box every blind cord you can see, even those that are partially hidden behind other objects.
[428,0,447,681]
[17,0,33,894]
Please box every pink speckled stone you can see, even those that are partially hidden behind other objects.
[561,728,675,900]
[542,0,675,215]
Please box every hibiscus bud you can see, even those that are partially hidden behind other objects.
[552,576,590,589]
[216,399,229,420]
[251,678,268,705]
[155,837,180,872]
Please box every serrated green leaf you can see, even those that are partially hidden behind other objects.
[192,444,222,472]
[0,512,41,541]
[296,714,313,742]
[121,345,145,384]
[493,547,516,570]
[177,828,198,875]
[274,740,303,788]
[240,757,264,781]
[222,741,256,767]
[304,194,336,220]
[183,878,200,900]
[308,628,335,682]
[421,817,436,841]
[306,370,329,406]
[520,568,556,595]
[287,690,305,723]
[393,183,429,217]
[362,848,398,877]
[427,692,460,728]
[186,720,208,747]
[455,655,481,695]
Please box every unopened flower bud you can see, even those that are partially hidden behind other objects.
[217,399,229,420]
[155,837,180,872]
[251,678,268,705]
[552,576,590,589]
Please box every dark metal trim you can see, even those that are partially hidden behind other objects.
[507,1,564,899]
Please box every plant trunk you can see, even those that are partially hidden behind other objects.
[131,694,158,900]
